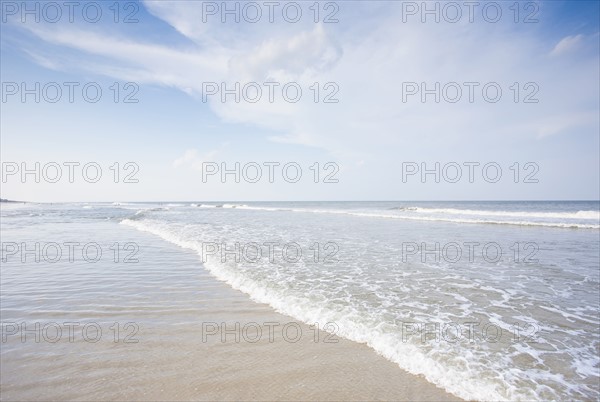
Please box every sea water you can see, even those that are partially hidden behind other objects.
[2,201,599,400]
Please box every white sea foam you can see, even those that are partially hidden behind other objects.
[409,207,600,220]
[120,216,598,401]
[234,205,600,229]
[222,203,248,208]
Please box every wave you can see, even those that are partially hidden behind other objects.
[347,212,600,229]
[126,207,170,220]
[406,207,600,221]
[222,203,248,209]
[117,203,598,229]
[232,205,600,229]
[389,206,418,211]
[120,217,550,401]
[196,203,249,208]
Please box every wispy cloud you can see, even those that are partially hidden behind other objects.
[10,2,600,163]
[550,34,584,56]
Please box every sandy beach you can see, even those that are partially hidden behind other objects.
[1,214,459,401]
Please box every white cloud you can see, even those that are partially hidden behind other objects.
[14,2,600,167]
[228,24,343,79]
[173,149,199,168]
[550,34,583,56]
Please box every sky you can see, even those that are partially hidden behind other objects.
[1,0,599,202]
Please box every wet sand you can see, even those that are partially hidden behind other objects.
[1,220,460,401]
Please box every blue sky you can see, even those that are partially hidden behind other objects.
[1,0,599,202]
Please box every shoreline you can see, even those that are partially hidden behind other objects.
[1,219,461,401]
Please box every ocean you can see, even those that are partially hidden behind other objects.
[1,200,599,400]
